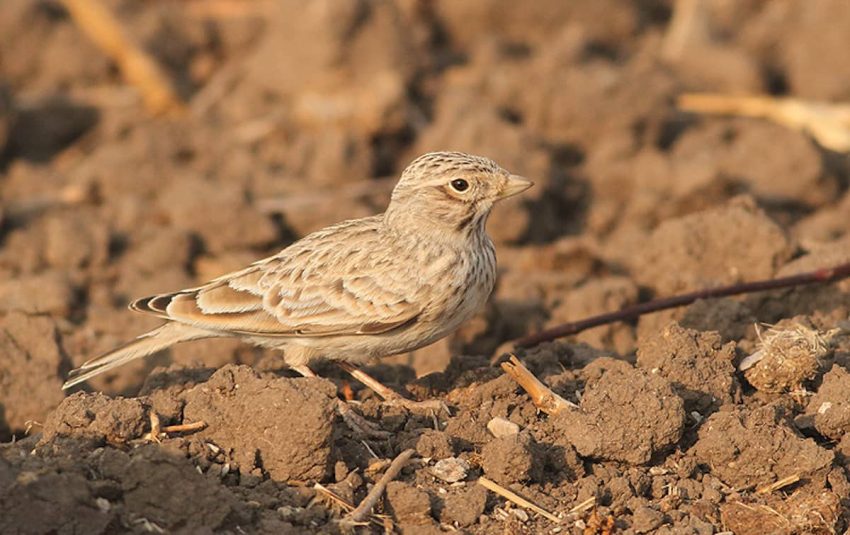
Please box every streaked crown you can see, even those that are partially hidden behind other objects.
[384,151,532,234]
[400,151,504,182]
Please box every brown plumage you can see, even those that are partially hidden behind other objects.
[63,152,532,390]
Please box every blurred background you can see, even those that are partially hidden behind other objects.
[1,0,850,439]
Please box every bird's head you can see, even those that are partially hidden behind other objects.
[385,151,533,234]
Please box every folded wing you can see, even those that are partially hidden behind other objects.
[130,218,423,337]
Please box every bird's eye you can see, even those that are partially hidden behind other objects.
[450,178,469,192]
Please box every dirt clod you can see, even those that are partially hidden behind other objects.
[0,459,115,535]
[0,272,74,316]
[692,404,834,488]
[637,321,741,413]
[182,365,337,482]
[721,489,842,535]
[0,312,66,440]
[553,363,686,464]
[805,364,850,440]
[441,484,488,527]
[99,446,246,532]
[40,392,149,447]
[481,433,539,485]
[632,505,667,533]
[633,197,791,295]
[385,481,432,525]
[414,430,455,459]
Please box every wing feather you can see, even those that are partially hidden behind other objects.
[129,216,425,337]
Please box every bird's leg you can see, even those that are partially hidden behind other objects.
[292,364,390,439]
[292,365,318,378]
[335,399,391,439]
[336,361,448,414]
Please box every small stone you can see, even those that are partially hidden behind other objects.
[277,505,301,521]
[430,457,470,483]
[487,416,520,438]
[95,498,110,513]
[512,508,529,522]
[334,461,350,482]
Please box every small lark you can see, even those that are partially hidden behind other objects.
[63,152,533,406]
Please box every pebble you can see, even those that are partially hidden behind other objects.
[430,457,470,483]
[487,416,520,438]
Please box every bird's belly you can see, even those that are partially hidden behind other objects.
[272,285,491,361]
[261,249,496,362]
[280,319,456,358]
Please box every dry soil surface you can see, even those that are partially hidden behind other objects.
[2,1,850,534]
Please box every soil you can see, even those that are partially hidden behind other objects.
[2,1,850,534]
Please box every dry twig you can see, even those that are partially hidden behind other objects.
[145,412,162,443]
[313,483,356,512]
[678,93,850,152]
[515,262,850,348]
[146,414,207,442]
[3,183,95,225]
[184,0,271,19]
[60,0,183,115]
[756,474,801,495]
[569,497,596,515]
[500,355,578,415]
[346,449,416,523]
[661,0,708,61]
[161,421,207,434]
[336,400,392,439]
[478,476,561,523]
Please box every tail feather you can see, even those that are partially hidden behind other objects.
[63,322,215,390]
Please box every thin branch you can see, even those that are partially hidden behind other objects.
[500,355,578,415]
[661,0,708,62]
[478,477,561,523]
[568,497,596,515]
[756,474,800,495]
[678,93,850,152]
[60,0,184,116]
[346,449,416,523]
[161,421,207,434]
[184,0,272,19]
[313,483,356,512]
[514,262,850,348]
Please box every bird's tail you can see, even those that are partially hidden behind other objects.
[63,322,215,390]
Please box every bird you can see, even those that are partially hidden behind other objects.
[63,151,533,408]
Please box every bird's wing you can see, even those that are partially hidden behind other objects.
[130,217,424,337]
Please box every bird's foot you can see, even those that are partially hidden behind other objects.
[335,400,391,439]
[380,393,450,415]
[336,362,449,415]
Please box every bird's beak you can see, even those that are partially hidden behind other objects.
[497,174,534,200]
